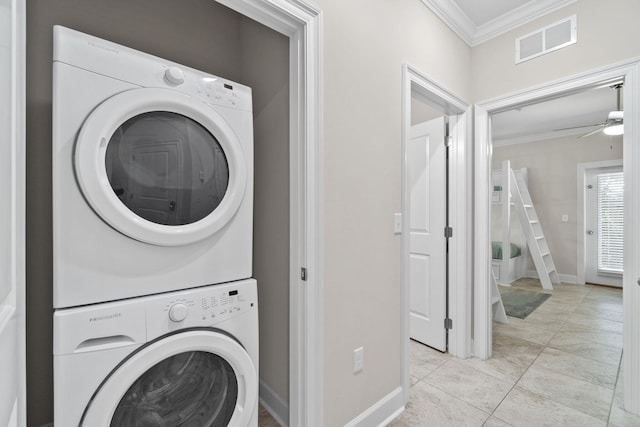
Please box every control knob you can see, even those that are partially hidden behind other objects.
[169,303,189,322]
[164,67,185,85]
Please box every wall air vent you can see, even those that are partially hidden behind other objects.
[515,15,577,64]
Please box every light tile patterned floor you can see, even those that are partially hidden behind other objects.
[391,278,640,426]
[258,404,280,426]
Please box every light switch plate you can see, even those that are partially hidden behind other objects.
[353,347,364,374]
[394,213,402,234]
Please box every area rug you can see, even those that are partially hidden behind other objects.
[499,287,551,319]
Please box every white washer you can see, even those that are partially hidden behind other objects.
[54,279,259,427]
[52,26,254,308]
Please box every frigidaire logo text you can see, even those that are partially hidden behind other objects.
[89,313,122,322]
[87,41,119,55]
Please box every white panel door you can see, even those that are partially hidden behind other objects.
[586,165,623,287]
[408,117,447,351]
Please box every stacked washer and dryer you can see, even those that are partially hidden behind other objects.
[52,26,258,426]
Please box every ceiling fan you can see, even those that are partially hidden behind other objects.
[555,84,624,138]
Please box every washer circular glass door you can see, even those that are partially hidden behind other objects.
[75,88,247,246]
[81,330,257,427]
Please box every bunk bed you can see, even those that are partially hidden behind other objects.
[491,161,529,285]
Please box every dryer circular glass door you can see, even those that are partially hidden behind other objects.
[75,88,247,246]
[80,330,257,426]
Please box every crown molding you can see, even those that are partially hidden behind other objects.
[421,0,577,46]
[420,0,475,45]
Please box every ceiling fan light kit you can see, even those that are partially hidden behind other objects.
[580,85,624,138]
[602,86,625,136]
[604,123,624,136]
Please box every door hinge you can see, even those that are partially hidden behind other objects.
[444,136,452,147]
[444,318,453,330]
[301,267,307,281]
[444,227,453,238]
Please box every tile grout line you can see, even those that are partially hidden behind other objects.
[489,282,621,424]
[484,336,546,424]
[518,285,619,423]
[606,349,625,424]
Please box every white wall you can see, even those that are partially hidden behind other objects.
[477,0,640,279]
[493,134,623,277]
[411,95,442,125]
[308,0,471,424]
[472,0,640,101]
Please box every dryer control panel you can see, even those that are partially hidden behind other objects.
[53,26,253,113]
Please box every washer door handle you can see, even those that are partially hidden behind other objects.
[75,335,136,353]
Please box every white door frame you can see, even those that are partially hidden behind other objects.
[215,1,323,425]
[474,58,640,415]
[402,63,471,403]
[2,0,26,425]
[577,159,623,286]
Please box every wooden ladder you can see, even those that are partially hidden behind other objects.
[492,271,508,323]
[510,169,560,290]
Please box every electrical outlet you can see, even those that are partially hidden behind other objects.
[353,347,364,374]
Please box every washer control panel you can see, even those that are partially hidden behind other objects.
[168,303,189,322]
[145,279,257,337]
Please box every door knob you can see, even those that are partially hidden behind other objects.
[587,230,594,235]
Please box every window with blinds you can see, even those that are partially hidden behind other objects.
[597,171,624,274]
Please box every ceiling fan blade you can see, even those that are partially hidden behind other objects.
[553,123,602,131]
[578,125,606,139]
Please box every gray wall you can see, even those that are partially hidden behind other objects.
[493,134,623,277]
[26,1,289,425]
[239,18,291,403]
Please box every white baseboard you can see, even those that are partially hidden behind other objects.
[259,379,288,427]
[526,270,578,284]
[344,386,404,427]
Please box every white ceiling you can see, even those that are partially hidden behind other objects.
[492,85,622,145]
[420,0,577,46]
[454,0,531,27]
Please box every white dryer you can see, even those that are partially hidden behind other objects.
[52,26,254,308]
[54,279,259,427]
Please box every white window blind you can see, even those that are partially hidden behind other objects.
[597,171,624,274]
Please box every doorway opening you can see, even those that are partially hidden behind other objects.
[486,86,625,400]
[474,60,640,416]
[579,161,624,287]
[401,63,471,404]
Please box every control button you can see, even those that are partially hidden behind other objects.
[169,303,189,322]
[164,67,185,85]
